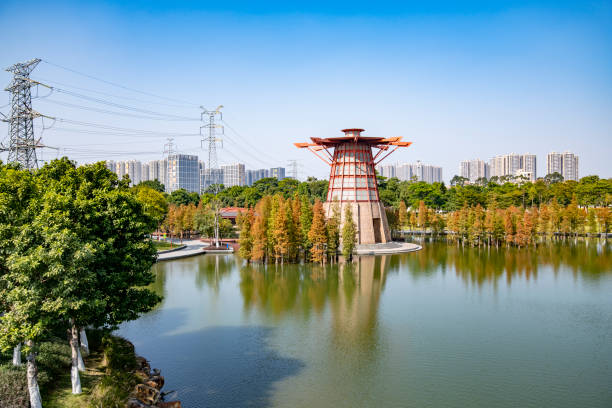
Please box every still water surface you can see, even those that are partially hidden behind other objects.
[119,240,612,407]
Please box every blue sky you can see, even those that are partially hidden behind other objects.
[0,1,610,181]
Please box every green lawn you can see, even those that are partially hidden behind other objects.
[151,240,174,251]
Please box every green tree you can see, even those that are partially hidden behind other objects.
[136,179,165,192]
[326,202,341,261]
[168,188,199,206]
[1,159,161,399]
[544,172,564,185]
[299,195,313,259]
[0,162,44,406]
[450,175,468,187]
[36,160,161,392]
[238,209,254,261]
[134,185,169,228]
[342,205,357,260]
[587,209,597,235]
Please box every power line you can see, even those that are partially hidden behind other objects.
[53,117,200,136]
[44,127,199,138]
[38,98,199,121]
[51,87,198,121]
[30,76,196,108]
[41,59,200,107]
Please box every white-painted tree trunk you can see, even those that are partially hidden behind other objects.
[71,365,82,394]
[70,322,82,394]
[77,346,85,371]
[25,341,42,408]
[12,343,21,366]
[80,328,89,356]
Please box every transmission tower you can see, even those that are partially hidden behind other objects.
[200,105,224,176]
[1,58,44,169]
[288,159,299,180]
[200,105,224,247]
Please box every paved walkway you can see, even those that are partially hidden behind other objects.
[355,241,422,255]
[157,239,209,261]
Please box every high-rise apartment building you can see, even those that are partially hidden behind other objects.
[521,154,537,180]
[141,163,150,183]
[460,159,490,183]
[202,168,224,191]
[547,152,563,175]
[167,154,200,193]
[378,164,396,178]
[269,167,285,181]
[221,163,246,187]
[246,169,269,186]
[105,160,143,185]
[147,159,167,188]
[562,151,579,181]
[547,151,579,181]
[377,161,442,183]
[489,153,537,181]
[125,160,142,185]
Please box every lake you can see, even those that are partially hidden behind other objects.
[119,240,612,408]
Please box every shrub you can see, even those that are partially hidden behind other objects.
[0,363,29,408]
[102,335,137,374]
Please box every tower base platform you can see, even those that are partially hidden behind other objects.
[354,241,422,255]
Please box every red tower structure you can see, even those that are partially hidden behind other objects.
[295,128,411,244]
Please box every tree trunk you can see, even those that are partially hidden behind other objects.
[70,322,82,393]
[77,344,86,371]
[12,342,21,366]
[25,340,42,408]
[80,327,89,356]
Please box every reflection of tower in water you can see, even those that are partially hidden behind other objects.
[331,256,388,352]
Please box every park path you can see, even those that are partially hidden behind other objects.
[156,239,209,261]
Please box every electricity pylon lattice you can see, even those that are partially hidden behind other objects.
[2,58,43,169]
[288,159,299,180]
[200,105,224,177]
[200,105,224,247]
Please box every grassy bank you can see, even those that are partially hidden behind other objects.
[152,240,175,251]
[0,331,139,408]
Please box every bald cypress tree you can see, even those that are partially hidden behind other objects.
[308,200,327,264]
[238,209,254,262]
[342,205,357,260]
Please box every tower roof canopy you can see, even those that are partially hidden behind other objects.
[295,128,411,149]
[295,128,412,167]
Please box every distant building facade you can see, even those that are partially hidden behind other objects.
[460,159,490,183]
[105,160,143,186]
[489,153,537,181]
[378,164,396,179]
[269,167,285,181]
[376,161,442,183]
[547,151,579,181]
[221,163,246,187]
[107,157,289,191]
[202,168,224,191]
[246,169,268,186]
[166,154,199,193]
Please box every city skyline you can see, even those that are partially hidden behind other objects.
[106,157,290,193]
[0,1,610,182]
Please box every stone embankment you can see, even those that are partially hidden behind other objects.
[127,356,181,408]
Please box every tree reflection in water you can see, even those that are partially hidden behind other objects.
[401,238,612,286]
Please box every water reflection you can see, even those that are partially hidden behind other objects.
[239,257,389,351]
[400,239,612,286]
[128,240,612,408]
